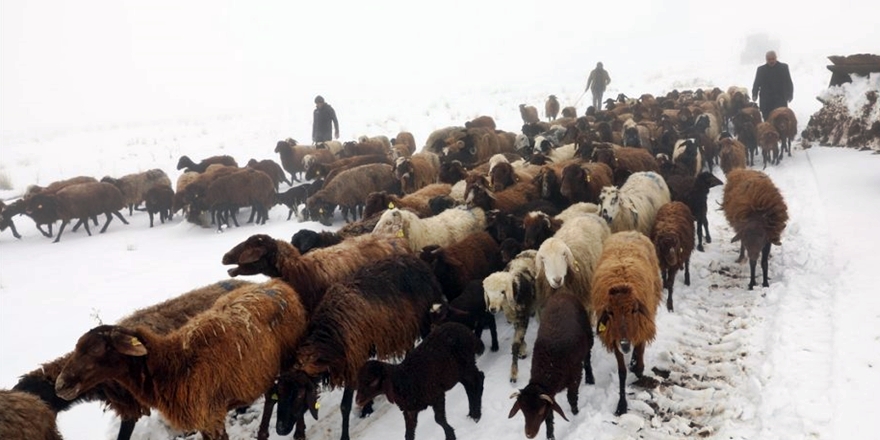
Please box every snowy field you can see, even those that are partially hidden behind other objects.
[2,1,880,439]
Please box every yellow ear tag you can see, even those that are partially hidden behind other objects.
[397,230,405,238]
[598,322,607,333]
[679,247,683,253]
[315,402,321,410]
[573,261,581,273]
[130,337,142,346]
[388,202,395,209]
[586,175,592,183]
[272,393,279,401]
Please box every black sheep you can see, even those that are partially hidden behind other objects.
[277,181,322,221]
[509,293,593,440]
[264,370,320,440]
[430,280,498,354]
[355,322,485,440]
[290,229,344,254]
[0,200,22,239]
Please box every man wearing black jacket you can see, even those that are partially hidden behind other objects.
[752,51,793,120]
[312,95,339,143]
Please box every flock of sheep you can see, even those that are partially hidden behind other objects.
[1,85,794,440]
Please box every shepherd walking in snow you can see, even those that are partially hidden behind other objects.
[312,95,340,143]
[586,62,611,111]
[752,51,794,120]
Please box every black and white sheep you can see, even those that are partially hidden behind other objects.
[598,171,671,236]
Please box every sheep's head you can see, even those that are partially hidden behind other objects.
[274,140,290,153]
[623,125,641,148]
[523,211,559,250]
[591,146,616,169]
[598,186,624,224]
[695,171,723,191]
[355,360,393,407]
[596,285,652,355]
[290,229,321,254]
[499,238,524,264]
[509,384,568,439]
[464,180,495,211]
[394,158,415,191]
[428,195,455,215]
[306,195,336,226]
[655,233,683,268]
[514,134,531,152]
[222,234,284,278]
[486,210,521,244]
[55,325,146,401]
[536,238,576,289]
[363,191,390,220]
[302,154,316,171]
[275,370,320,436]
[176,155,194,170]
[489,162,517,192]
[372,208,409,239]
[533,168,558,199]
[439,160,467,184]
[483,272,514,314]
[533,136,552,154]
[24,193,58,223]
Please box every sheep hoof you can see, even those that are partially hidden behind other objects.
[615,401,628,416]
[490,344,499,352]
[697,245,705,252]
[705,236,712,244]
[762,281,770,287]
[510,377,517,384]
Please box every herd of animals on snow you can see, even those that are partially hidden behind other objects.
[0,86,795,440]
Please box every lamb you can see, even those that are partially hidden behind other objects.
[767,107,797,157]
[0,390,62,440]
[591,143,659,186]
[395,152,440,194]
[355,322,484,440]
[561,106,578,119]
[26,182,130,243]
[287,254,444,440]
[508,293,593,440]
[559,162,613,205]
[665,171,723,252]
[54,279,306,440]
[520,104,540,124]
[276,181,322,220]
[591,231,663,415]
[0,200,22,239]
[598,171,671,236]
[718,136,747,175]
[672,138,702,176]
[176,155,238,173]
[223,232,408,312]
[247,158,292,189]
[482,249,538,383]
[290,229,344,254]
[13,279,252,440]
[544,95,560,121]
[143,183,174,227]
[722,169,789,290]
[269,370,320,440]
[535,214,610,318]
[429,280,498,354]
[465,115,497,130]
[363,184,452,219]
[372,207,486,252]
[306,163,398,225]
[756,121,781,168]
[418,231,504,301]
[650,202,695,312]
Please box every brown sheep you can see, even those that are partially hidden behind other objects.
[306,163,398,225]
[23,176,98,200]
[767,107,797,157]
[592,231,663,416]
[363,183,452,219]
[176,155,238,173]
[464,175,538,214]
[722,169,789,290]
[100,168,172,215]
[591,144,660,187]
[392,131,417,156]
[522,211,562,250]
[519,104,540,124]
[756,121,781,168]
[275,139,320,183]
[719,136,747,175]
[20,176,100,238]
[143,183,174,227]
[442,127,512,167]
[545,95,560,121]
[465,115,497,130]
[419,231,504,301]
[561,106,578,119]
[0,390,61,440]
[488,161,538,193]
[203,168,276,231]
[424,126,466,155]
[650,202,695,312]
[305,153,391,183]
[341,138,387,158]
[180,165,240,225]
[172,171,200,216]
[301,149,338,174]
[395,152,440,194]
[732,113,759,166]
[13,279,252,440]
[55,279,307,440]
[26,182,129,243]
[559,162,613,205]
[222,233,409,313]
[247,158,291,189]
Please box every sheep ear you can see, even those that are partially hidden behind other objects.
[238,247,266,264]
[508,400,522,418]
[541,394,569,422]
[307,389,320,420]
[110,330,148,357]
[730,232,741,243]
[597,311,609,334]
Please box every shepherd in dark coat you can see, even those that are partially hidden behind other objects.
[312,95,339,143]
[586,62,611,112]
[752,51,794,120]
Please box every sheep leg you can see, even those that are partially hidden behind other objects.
[703,217,712,244]
[112,210,129,225]
[583,344,595,385]
[247,207,257,224]
[543,407,556,440]
[80,217,93,235]
[287,207,295,221]
[229,210,240,228]
[695,223,705,252]
[462,369,484,421]
[510,320,529,383]
[736,242,746,263]
[148,211,155,228]
[431,395,456,440]
[567,375,580,415]
[256,389,275,440]
[403,410,419,440]
[613,348,628,416]
[8,221,21,239]
[486,313,499,352]
[630,343,646,377]
[37,223,52,238]
[360,399,374,418]
[665,268,676,312]
[115,418,136,440]
[52,220,70,243]
[684,257,691,286]
[98,212,114,234]
[339,387,354,440]
[761,242,771,288]
[92,215,99,226]
[71,218,84,233]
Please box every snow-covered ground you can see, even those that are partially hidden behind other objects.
[3,1,880,439]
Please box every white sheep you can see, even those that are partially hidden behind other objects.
[672,138,703,176]
[598,171,671,236]
[315,140,344,156]
[535,214,610,316]
[554,202,599,222]
[483,249,538,383]
[371,206,486,252]
[514,134,531,152]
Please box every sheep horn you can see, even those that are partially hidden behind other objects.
[539,394,554,404]
[510,391,520,399]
